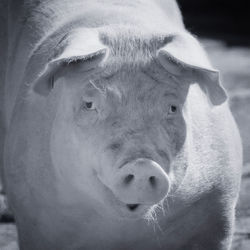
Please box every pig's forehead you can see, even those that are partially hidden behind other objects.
[98,62,183,93]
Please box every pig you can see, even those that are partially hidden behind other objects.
[2,0,242,249]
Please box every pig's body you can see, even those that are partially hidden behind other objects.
[2,1,242,250]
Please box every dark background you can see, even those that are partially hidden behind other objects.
[178,0,250,46]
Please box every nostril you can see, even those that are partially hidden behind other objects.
[149,176,157,187]
[124,174,134,184]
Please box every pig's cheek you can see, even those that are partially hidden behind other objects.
[166,118,187,156]
[93,144,117,184]
[59,141,99,194]
[160,120,176,155]
[74,109,99,128]
[170,130,185,155]
[174,120,187,153]
[74,128,111,178]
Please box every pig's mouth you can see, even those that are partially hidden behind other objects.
[126,204,140,211]
[120,202,151,219]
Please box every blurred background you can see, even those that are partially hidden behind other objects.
[0,0,250,249]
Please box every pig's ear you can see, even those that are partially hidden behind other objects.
[31,29,108,95]
[157,33,227,106]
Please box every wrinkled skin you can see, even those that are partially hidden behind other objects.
[1,0,242,250]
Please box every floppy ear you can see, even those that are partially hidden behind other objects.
[157,33,227,106]
[29,28,108,95]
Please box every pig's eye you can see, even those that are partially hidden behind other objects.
[81,101,96,111]
[168,105,178,114]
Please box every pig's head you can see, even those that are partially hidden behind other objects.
[30,28,227,219]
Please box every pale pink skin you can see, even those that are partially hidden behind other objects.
[2,0,242,250]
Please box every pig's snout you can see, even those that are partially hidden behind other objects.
[112,159,170,205]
